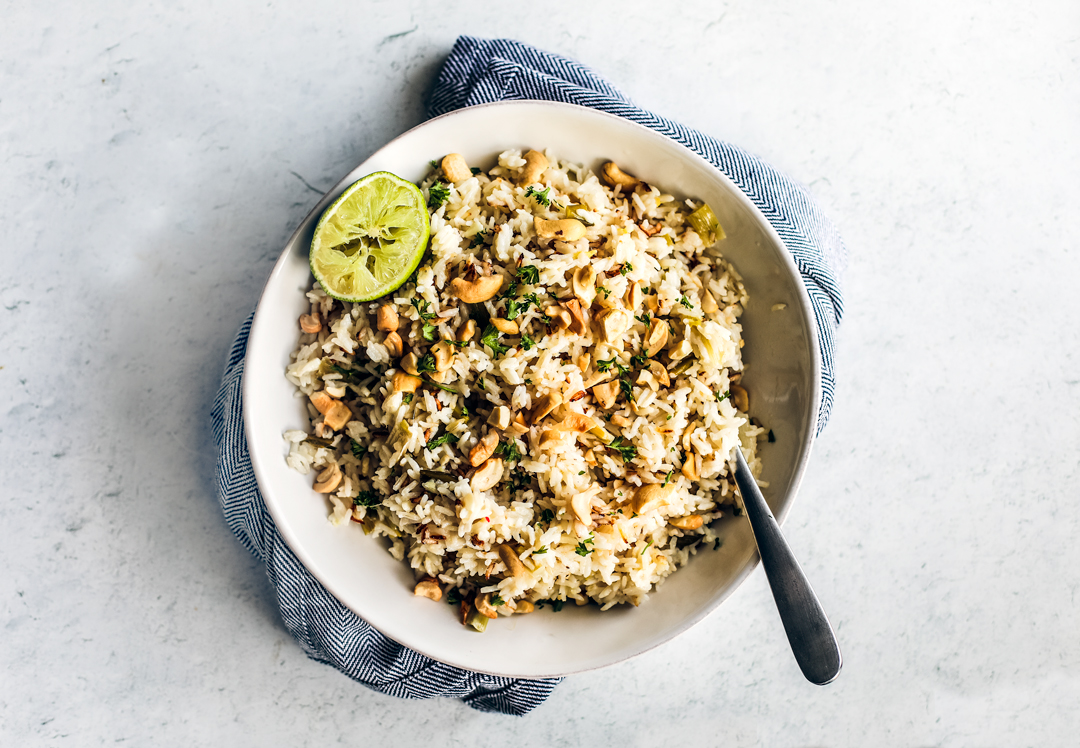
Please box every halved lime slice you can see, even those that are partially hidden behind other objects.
[309,171,430,302]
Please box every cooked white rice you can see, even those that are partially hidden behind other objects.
[283,149,767,624]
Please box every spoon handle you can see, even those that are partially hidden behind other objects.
[733,447,842,685]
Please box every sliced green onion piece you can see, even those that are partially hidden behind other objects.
[565,203,594,227]
[687,204,726,243]
[466,606,489,632]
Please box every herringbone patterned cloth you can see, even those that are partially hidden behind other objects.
[212,36,846,716]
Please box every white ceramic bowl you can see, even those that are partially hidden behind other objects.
[244,101,821,678]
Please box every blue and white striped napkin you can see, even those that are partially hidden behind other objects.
[212,36,846,716]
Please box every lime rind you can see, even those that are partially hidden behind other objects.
[309,171,430,302]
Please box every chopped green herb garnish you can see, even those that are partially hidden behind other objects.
[599,286,611,298]
[663,470,673,487]
[350,439,367,457]
[607,437,638,462]
[304,435,335,449]
[715,391,730,404]
[428,181,451,209]
[533,546,548,555]
[402,393,413,404]
[578,470,586,475]
[411,298,439,342]
[429,159,439,169]
[630,353,647,369]
[596,357,628,375]
[491,594,505,607]
[620,262,633,276]
[551,599,564,612]
[354,490,382,508]
[638,539,653,555]
[517,265,540,285]
[679,296,693,309]
[447,588,462,605]
[480,324,509,355]
[574,535,595,556]
[539,508,555,525]
[494,440,522,463]
[470,166,481,175]
[469,230,488,249]
[426,431,459,450]
[520,333,536,351]
[506,293,540,321]
[619,377,636,403]
[417,353,436,374]
[524,185,552,206]
[635,312,651,326]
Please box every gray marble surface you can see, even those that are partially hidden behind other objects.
[3,1,1079,745]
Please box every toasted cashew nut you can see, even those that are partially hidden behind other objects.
[592,381,619,410]
[491,317,519,335]
[514,600,535,614]
[450,275,503,304]
[507,412,529,437]
[392,371,422,393]
[518,149,549,185]
[458,318,477,342]
[487,405,511,430]
[625,282,642,311]
[563,299,587,335]
[312,463,342,493]
[596,308,631,343]
[497,544,528,579]
[431,340,454,372]
[299,313,322,334]
[571,492,594,525]
[644,319,670,357]
[441,153,471,183]
[310,391,351,430]
[701,289,719,314]
[557,413,596,433]
[325,382,346,399]
[384,331,403,358]
[631,483,675,515]
[670,515,704,531]
[683,450,702,482]
[648,359,670,387]
[535,218,587,242]
[600,161,640,190]
[543,305,572,330]
[413,577,443,601]
[730,383,749,411]
[377,304,399,332]
[469,430,499,467]
[471,457,504,492]
[572,265,597,306]
[401,351,420,376]
[474,592,499,619]
[529,392,563,424]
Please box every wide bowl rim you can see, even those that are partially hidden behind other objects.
[242,99,822,677]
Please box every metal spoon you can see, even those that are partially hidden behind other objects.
[733,447,842,685]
